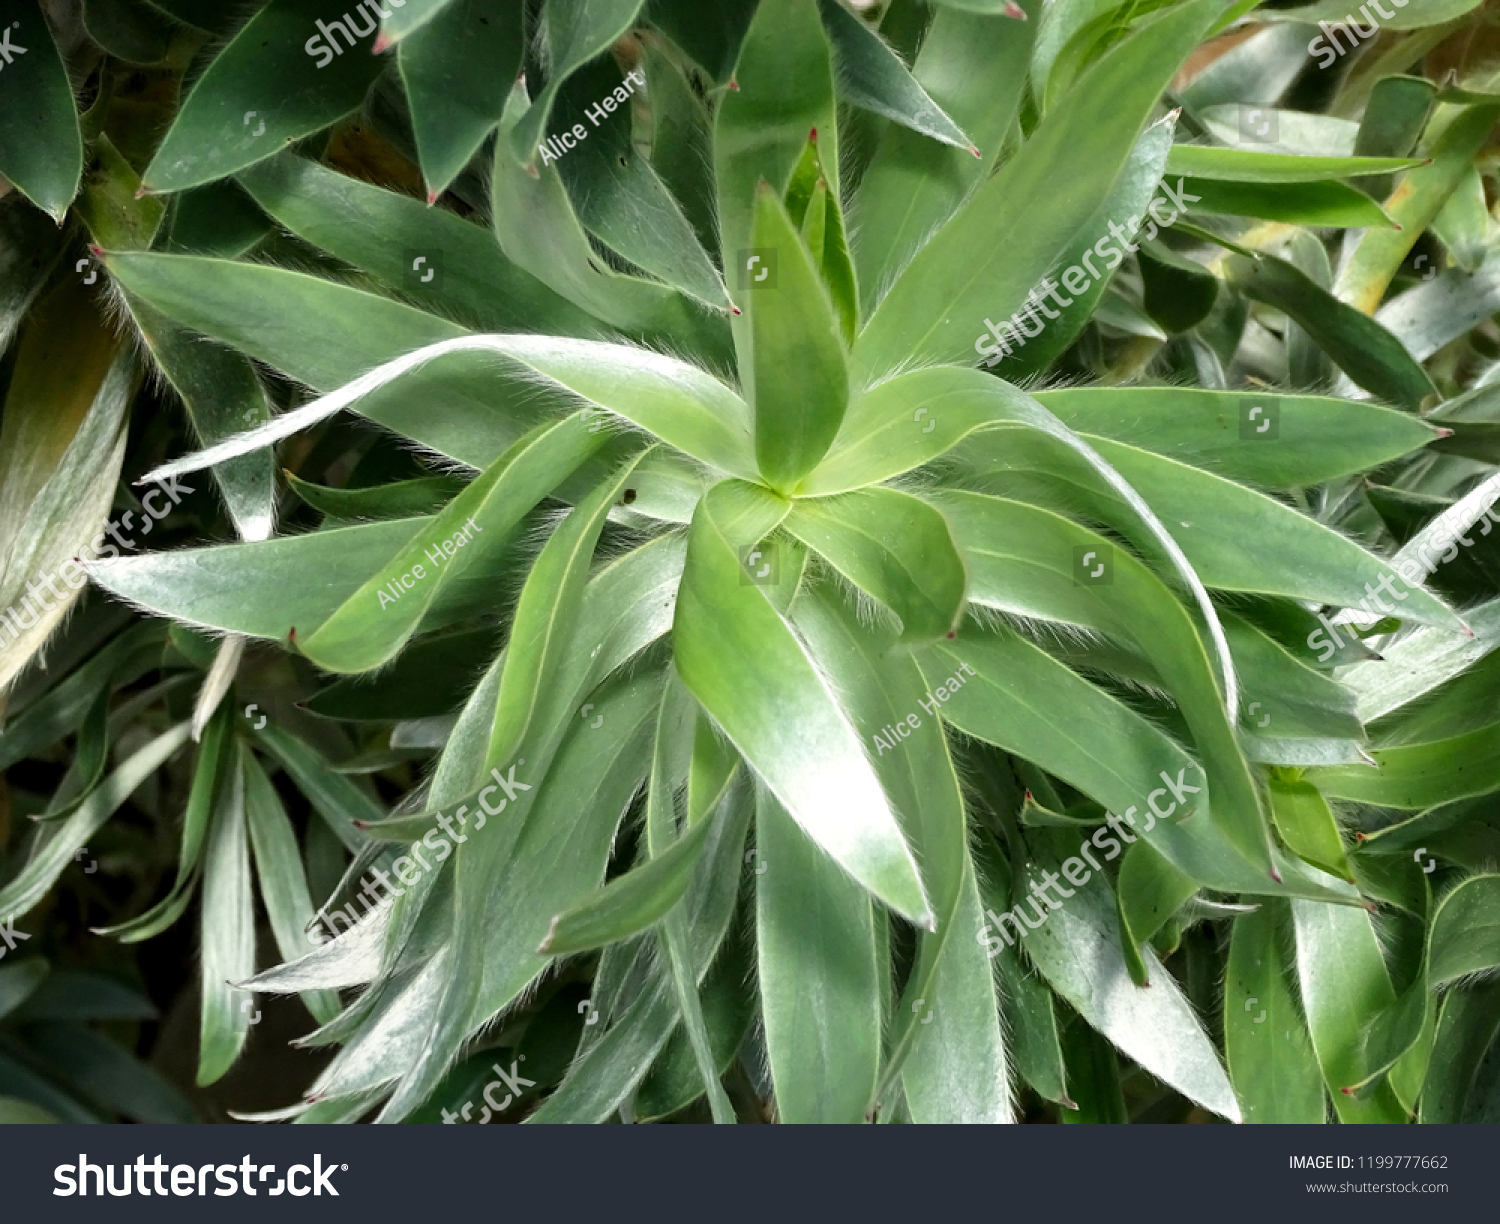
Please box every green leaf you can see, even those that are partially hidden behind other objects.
[492,78,688,333]
[243,751,341,1025]
[756,789,882,1123]
[197,742,255,1086]
[742,184,848,492]
[1018,829,1242,1121]
[96,701,232,943]
[852,2,1037,311]
[1420,981,1500,1122]
[89,517,439,641]
[1291,888,1409,1122]
[674,481,931,925]
[1165,146,1423,182]
[1308,721,1500,810]
[715,0,838,277]
[1189,177,1393,228]
[237,153,597,339]
[1335,101,1500,316]
[791,586,1006,1120]
[0,723,191,922]
[127,299,274,543]
[299,415,604,673]
[285,471,467,523]
[540,783,725,955]
[557,60,731,313]
[852,0,1221,380]
[398,0,522,198]
[83,0,173,63]
[143,0,388,193]
[505,0,644,167]
[1269,775,1353,881]
[0,0,83,219]
[816,0,970,149]
[940,491,1271,873]
[0,284,133,691]
[991,115,1175,378]
[645,0,756,81]
[1033,386,1440,488]
[972,834,1071,1107]
[1225,901,1327,1123]
[784,488,967,641]
[486,451,649,767]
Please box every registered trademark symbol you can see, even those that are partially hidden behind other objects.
[341,1164,348,1171]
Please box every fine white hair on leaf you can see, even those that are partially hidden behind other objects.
[135,333,729,486]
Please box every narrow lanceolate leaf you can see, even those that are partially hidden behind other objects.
[143,0,388,193]
[198,744,255,1087]
[1292,889,1408,1122]
[486,451,649,768]
[139,334,757,486]
[1034,387,1441,488]
[1019,831,1242,1122]
[540,795,722,954]
[785,489,966,641]
[0,0,83,218]
[1164,146,1423,183]
[1269,775,1353,881]
[243,751,340,1026]
[992,116,1175,379]
[715,0,838,275]
[398,0,522,198]
[558,60,731,313]
[97,704,231,943]
[792,587,1007,1121]
[1335,102,1500,316]
[492,80,680,333]
[852,2,1037,309]
[757,790,882,1123]
[506,0,644,167]
[816,0,970,149]
[743,182,849,491]
[0,724,191,922]
[674,482,931,925]
[88,517,436,641]
[0,282,134,691]
[1307,722,1500,810]
[852,0,1222,381]
[1225,903,1326,1123]
[127,299,274,543]
[300,415,604,674]
[1227,253,1436,409]
[236,154,597,340]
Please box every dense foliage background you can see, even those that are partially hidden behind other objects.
[4,0,1500,1124]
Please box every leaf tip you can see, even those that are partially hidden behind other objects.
[1002,0,1027,17]
[1268,867,1282,884]
[970,145,981,159]
[372,32,393,54]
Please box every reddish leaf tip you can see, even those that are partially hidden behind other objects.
[1341,1087,1354,1095]
[809,127,818,142]
[1002,0,1028,18]
[372,33,393,53]
[727,76,740,91]
[970,145,981,158]
[729,305,742,316]
[427,191,440,206]
[353,820,369,830]
[1433,426,1454,438]
[1269,868,1283,884]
